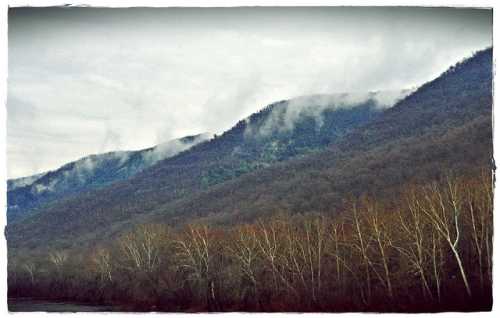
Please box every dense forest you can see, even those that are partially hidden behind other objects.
[8,172,492,311]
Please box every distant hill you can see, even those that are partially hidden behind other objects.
[6,48,492,252]
[6,133,210,223]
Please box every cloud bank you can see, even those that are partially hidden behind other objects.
[7,7,492,178]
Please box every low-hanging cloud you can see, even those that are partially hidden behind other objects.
[12,133,211,194]
[142,133,211,165]
[248,90,412,137]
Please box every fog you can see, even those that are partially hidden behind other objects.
[248,90,412,137]
[13,133,210,193]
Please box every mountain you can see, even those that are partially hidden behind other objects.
[7,172,47,191]
[6,48,492,252]
[6,133,210,223]
[146,48,492,226]
[6,91,399,249]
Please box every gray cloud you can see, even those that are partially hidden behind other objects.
[7,7,492,178]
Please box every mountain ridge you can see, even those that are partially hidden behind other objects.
[6,48,492,251]
[142,48,492,227]
[6,91,396,249]
[7,133,211,222]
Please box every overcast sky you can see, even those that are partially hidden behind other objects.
[7,6,492,179]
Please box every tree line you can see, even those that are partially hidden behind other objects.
[8,172,493,312]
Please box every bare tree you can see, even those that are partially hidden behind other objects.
[49,250,68,275]
[350,202,373,304]
[175,224,218,309]
[367,206,394,300]
[329,220,345,287]
[430,230,443,303]
[277,217,326,306]
[226,225,260,297]
[327,219,363,301]
[118,224,166,274]
[391,192,433,301]
[465,173,493,292]
[303,217,326,304]
[22,262,36,285]
[481,173,493,285]
[92,247,113,284]
[419,179,471,297]
[255,220,298,299]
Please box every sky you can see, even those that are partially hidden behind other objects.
[7,6,492,179]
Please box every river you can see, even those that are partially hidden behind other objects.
[8,298,119,312]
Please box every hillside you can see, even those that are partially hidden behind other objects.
[6,48,492,251]
[6,92,395,249]
[6,134,210,222]
[150,48,493,226]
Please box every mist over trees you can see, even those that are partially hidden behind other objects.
[7,134,210,223]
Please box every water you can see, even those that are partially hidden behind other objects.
[8,298,119,312]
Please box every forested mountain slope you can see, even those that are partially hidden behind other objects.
[147,48,492,225]
[6,48,492,251]
[6,134,210,223]
[6,93,394,249]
